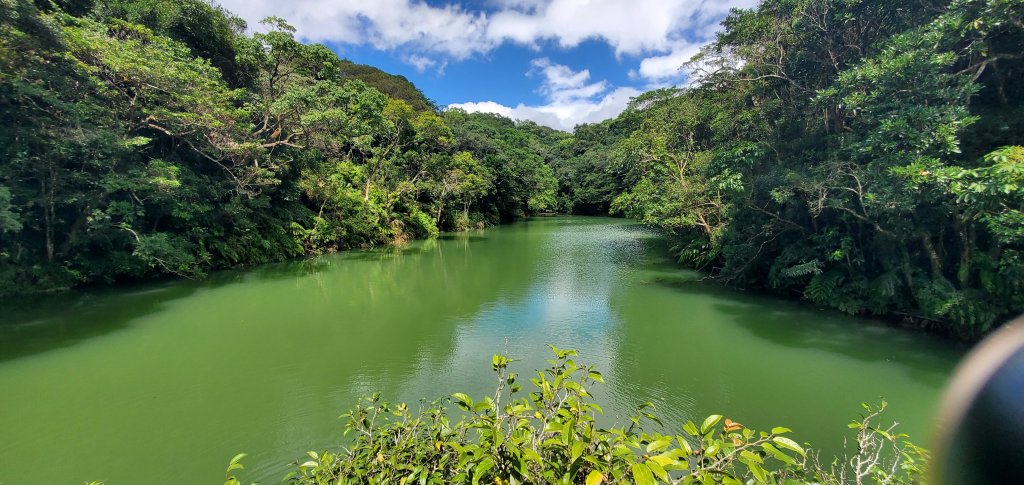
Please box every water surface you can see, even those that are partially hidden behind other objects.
[0,217,965,483]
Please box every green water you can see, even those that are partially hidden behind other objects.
[0,217,965,484]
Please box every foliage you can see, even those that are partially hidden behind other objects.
[444,109,563,223]
[338,59,436,113]
[0,0,561,296]
[281,348,925,484]
[563,0,1024,339]
[4,0,1022,339]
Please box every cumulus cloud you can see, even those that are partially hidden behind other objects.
[449,101,515,117]
[216,0,493,60]
[215,0,757,66]
[212,0,760,127]
[488,0,695,56]
[448,60,640,131]
[530,58,592,91]
[404,55,437,72]
[632,42,703,83]
[529,58,609,103]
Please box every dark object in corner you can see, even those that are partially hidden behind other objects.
[934,316,1024,484]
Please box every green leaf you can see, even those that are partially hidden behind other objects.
[647,438,672,453]
[771,436,805,457]
[491,354,509,370]
[473,458,495,485]
[571,441,585,464]
[642,412,663,426]
[631,462,656,485]
[585,470,604,485]
[700,415,723,434]
[740,450,763,464]
[226,452,246,472]
[523,448,542,463]
[766,444,797,465]
[452,393,473,410]
[747,461,770,483]
[770,427,791,434]
[646,460,669,481]
[649,454,675,467]
[677,435,693,454]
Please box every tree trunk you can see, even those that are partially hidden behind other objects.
[41,170,55,263]
[920,233,942,279]
[957,219,976,289]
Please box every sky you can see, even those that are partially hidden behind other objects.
[214,0,759,131]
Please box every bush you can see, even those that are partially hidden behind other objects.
[250,347,926,485]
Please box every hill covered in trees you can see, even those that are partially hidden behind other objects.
[2,0,1022,339]
[337,60,436,113]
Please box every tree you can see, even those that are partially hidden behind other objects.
[426,151,489,229]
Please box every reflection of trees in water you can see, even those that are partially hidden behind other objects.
[0,281,201,364]
[648,273,964,385]
[0,222,544,382]
[598,233,965,460]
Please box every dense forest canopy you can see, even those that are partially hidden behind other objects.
[0,0,562,293]
[574,0,1024,339]
[1,0,1022,339]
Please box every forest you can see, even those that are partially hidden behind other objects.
[1,0,1022,339]
[564,0,1024,340]
[0,0,562,294]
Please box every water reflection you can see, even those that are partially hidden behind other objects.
[0,217,964,484]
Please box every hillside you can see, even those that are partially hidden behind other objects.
[338,60,435,112]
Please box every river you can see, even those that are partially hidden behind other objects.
[0,217,965,484]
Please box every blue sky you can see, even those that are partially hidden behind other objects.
[215,0,758,130]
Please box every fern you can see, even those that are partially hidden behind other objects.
[672,240,719,268]
[804,271,844,304]
[915,277,958,318]
[946,291,1000,336]
[779,260,823,279]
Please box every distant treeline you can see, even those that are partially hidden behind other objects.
[2,0,1022,339]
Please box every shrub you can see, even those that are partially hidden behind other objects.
[257,347,926,485]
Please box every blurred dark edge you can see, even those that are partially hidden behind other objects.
[933,315,1024,484]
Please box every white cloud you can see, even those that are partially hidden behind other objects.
[405,55,437,72]
[634,42,703,83]
[216,0,494,60]
[485,0,757,56]
[487,0,685,56]
[449,59,640,131]
[448,100,515,118]
[215,0,758,66]
[530,58,591,91]
[211,0,761,127]
[529,58,609,103]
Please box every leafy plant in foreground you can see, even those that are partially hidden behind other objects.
[277,347,925,484]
